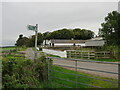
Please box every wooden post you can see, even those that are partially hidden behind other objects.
[118,64,120,90]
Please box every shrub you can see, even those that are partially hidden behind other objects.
[2,53,52,88]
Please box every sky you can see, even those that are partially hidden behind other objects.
[1,1,119,46]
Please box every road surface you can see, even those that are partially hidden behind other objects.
[53,58,118,79]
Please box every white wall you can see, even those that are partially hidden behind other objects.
[42,49,67,58]
[54,43,85,46]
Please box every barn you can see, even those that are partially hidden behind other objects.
[85,37,105,46]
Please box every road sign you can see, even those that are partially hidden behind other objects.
[27,25,36,31]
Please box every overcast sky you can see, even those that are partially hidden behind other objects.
[2,2,118,46]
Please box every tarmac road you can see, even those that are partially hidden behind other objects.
[52,58,118,79]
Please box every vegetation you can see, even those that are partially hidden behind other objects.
[73,28,94,40]
[50,65,118,88]
[2,49,51,88]
[46,54,61,58]
[15,33,43,47]
[99,11,120,46]
[1,47,118,88]
[1,47,17,51]
[44,28,94,40]
[15,34,29,46]
[45,29,74,40]
[27,33,43,47]
[99,11,120,60]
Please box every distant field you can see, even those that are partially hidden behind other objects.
[1,47,16,51]
[1,47,27,52]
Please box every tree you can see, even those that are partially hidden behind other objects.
[99,11,120,60]
[73,28,94,40]
[42,32,50,40]
[15,34,29,46]
[46,28,74,39]
[27,33,43,47]
[99,11,120,45]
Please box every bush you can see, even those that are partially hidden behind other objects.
[2,53,52,88]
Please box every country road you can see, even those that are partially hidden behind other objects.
[52,59,118,79]
[24,48,119,79]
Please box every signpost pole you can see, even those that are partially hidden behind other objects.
[34,24,38,62]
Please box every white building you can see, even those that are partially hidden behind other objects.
[43,39,86,47]
[43,37,105,47]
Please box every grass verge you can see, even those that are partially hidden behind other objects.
[49,65,118,88]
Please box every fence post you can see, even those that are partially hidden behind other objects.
[75,60,77,88]
[88,52,90,59]
[48,57,51,82]
[118,64,120,90]
[45,54,51,88]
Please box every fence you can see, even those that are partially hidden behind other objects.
[46,57,120,88]
[1,49,25,58]
[66,50,112,59]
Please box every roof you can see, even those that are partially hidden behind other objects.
[85,40,105,46]
[50,39,87,43]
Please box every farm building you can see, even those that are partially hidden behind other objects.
[43,39,87,47]
[43,37,105,47]
[85,37,105,46]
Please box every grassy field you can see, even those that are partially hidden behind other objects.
[1,46,27,52]
[1,47,16,51]
[49,65,118,88]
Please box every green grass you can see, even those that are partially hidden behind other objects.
[94,58,119,62]
[68,57,119,62]
[49,65,118,88]
[18,47,27,51]
[1,47,16,51]
[46,54,61,58]
[74,57,119,62]
[1,46,27,51]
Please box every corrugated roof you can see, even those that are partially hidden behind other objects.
[50,39,87,43]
